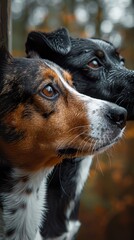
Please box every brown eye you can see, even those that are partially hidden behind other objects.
[88,59,101,69]
[41,84,59,100]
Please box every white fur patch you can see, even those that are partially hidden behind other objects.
[0,168,53,240]
[46,220,81,240]
[35,230,43,240]
[66,156,93,221]
[75,156,93,197]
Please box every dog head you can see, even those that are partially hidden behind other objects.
[26,27,134,120]
[0,46,126,172]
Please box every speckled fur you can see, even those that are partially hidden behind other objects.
[0,168,52,240]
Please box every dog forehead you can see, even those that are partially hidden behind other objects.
[90,39,116,53]
[0,58,73,100]
[12,58,72,85]
[70,37,92,54]
[41,59,73,86]
[67,37,116,60]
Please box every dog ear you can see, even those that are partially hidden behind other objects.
[25,27,71,57]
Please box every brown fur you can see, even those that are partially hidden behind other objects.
[0,58,92,172]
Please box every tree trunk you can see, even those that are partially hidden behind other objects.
[0,0,12,51]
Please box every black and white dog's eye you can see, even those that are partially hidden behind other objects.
[88,59,101,69]
[41,84,59,100]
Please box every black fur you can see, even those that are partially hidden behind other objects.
[41,160,82,239]
[25,28,134,240]
[26,28,134,120]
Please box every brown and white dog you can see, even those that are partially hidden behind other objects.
[25,28,134,240]
[0,46,126,240]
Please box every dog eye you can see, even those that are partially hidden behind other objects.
[41,84,59,100]
[88,59,101,69]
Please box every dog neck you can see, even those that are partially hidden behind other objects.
[0,157,52,240]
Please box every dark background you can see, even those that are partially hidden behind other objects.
[11,0,134,239]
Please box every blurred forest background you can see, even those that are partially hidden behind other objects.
[11,0,134,239]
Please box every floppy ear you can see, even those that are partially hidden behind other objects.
[25,27,71,57]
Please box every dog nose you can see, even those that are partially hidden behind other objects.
[106,106,127,129]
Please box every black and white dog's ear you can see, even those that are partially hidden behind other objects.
[25,27,71,57]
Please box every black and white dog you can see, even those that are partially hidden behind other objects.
[26,28,134,240]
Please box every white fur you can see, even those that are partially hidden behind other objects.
[66,156,93,220]
[46,220,80,240]
[35,230,43,240]
[75,156,93,197]
[0,168,53,240]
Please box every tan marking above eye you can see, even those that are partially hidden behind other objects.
[96,50,104,58]
[63,71,73,86]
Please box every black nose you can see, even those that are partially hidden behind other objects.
[106,106,127,129]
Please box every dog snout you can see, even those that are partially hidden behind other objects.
[106,106,127,129]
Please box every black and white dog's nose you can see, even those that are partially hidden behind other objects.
[106,106,127,129]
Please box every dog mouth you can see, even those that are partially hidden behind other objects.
[58,147,78,156]
[57,142,114,158]
[90,128,125,154]
[93,136,120,154]
[58,130,124,158]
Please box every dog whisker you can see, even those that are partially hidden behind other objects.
[106,150,112,169]
[80,135,90,153]
[90,139,97,155]
[47,165,58,186]
[96,155,104,176]
[57,130,89,151]
[65,124,90,134]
